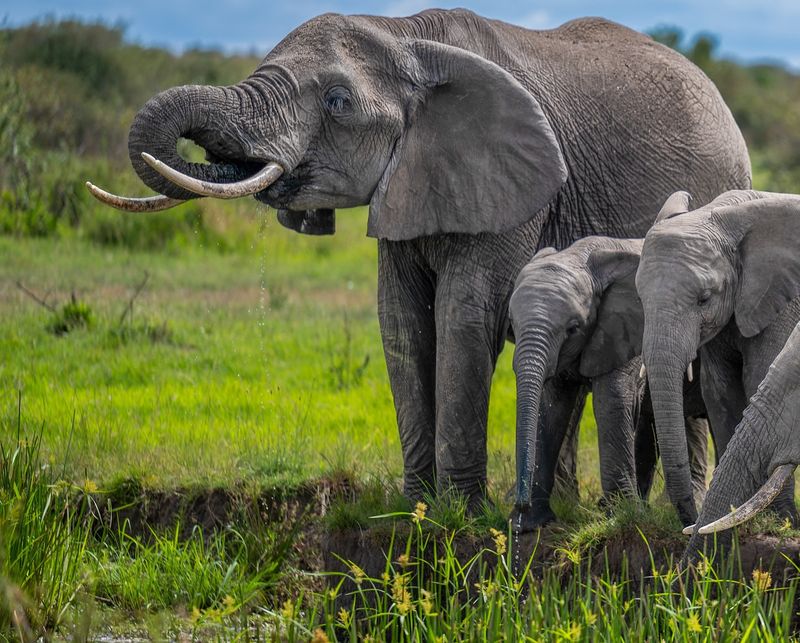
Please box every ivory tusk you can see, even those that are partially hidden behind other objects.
[639,364,646,379]
[85,182,187,212]
[682,523,696,535]
[697,464,797,534]
[687,363,694,383]
[141,153,284,199]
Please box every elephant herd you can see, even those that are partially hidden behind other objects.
[86,9,799,563]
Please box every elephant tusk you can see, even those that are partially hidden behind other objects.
[697,464,797,534]
[86,181,187,212]
[141,153,284,199]
[687,363,694,383]
[682,523,696,535]
[639,364,646,379]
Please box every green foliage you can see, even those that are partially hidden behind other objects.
[0,410,93,638]
[48,295,94,335]
[90,525,275,612]
[651,27,800,192]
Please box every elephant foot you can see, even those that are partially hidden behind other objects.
[509,503,556,533]
[675,499,698,529]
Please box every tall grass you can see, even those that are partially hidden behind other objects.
[0,402,92,638]
[264,507,800,642]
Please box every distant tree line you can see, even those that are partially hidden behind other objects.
[0,19,798,240]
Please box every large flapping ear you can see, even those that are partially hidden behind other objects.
[277,208,335,235]
[718,196,800,337]
[367,40,567,240]
[653,191,692,224]
[579,246,644,378]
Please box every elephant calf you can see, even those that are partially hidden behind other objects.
[637,190,800,527]
[509,236,707,531]
[684,320,800,562]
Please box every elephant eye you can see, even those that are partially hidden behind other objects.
[324,86,353,116]
[566,321,581,336]
[697,289,712,305]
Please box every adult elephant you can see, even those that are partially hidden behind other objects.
[88,10,750,510]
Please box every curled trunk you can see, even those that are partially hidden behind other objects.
[128,85,264,200]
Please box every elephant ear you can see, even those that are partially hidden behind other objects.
[579,248,644,378]
[653,191,692,224]
[277,209,335,235]
[367,40,567,240]
[725,197,800,337]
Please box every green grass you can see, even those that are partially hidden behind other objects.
[0,203,602,497]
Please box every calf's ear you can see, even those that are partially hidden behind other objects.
[579,248,643,378]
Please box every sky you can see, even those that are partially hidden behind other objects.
[3,1,799,70]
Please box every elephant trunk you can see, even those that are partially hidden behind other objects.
[683,403,775,564]
[643,322,697,526]
[514,331,555,507]
[128,84,268,200]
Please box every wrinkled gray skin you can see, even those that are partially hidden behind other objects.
[638,190,800,527]
[685,322,800,563]
[508,237,708,530]
[125,9,750,508]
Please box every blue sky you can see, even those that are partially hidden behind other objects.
[3,1,798,69]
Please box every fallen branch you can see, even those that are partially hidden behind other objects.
[15,281,57,312]
[118,271,150,327]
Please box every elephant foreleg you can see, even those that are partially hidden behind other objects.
[377,241,438,501]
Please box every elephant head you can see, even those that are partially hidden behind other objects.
[509,237,643,527]
[683,322,800,562]
[637,189,800,526]
[87,11,567,240]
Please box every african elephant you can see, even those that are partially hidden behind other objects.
[508,236,708,530]
[87,9,750,509]
[683,321,800,562]
[637,190,800,527]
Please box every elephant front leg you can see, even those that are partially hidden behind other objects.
[592,363,640,503]
[378,243,437,501]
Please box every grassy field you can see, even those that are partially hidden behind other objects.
[4,201,800,641]
[1,202,603,496]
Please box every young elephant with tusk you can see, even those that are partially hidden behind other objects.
[683,321,800,563]
[509,236,709,531]
[637,189,800,529]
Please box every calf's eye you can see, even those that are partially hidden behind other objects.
[697,289,712,305]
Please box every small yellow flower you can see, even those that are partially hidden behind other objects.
[190,607,201,624]
[686,614,702,633]
[695,559,709,576]
[82,479,99,494]
[311,628,330,643]
[328,588,338,600]
[474,580,498,600]
[381,571,390,583]
[752,569,772,592]
[567,622,582,641]
[281,598,295,620]
[585,611,597,626]
[392,573,413,615]
[337,607,351,628]
[222,595,236,611]
[489,527,507,556]
[347,561,366,584]
[397,553,411,567]
[412,501,427,523]
[420,589,435,616]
